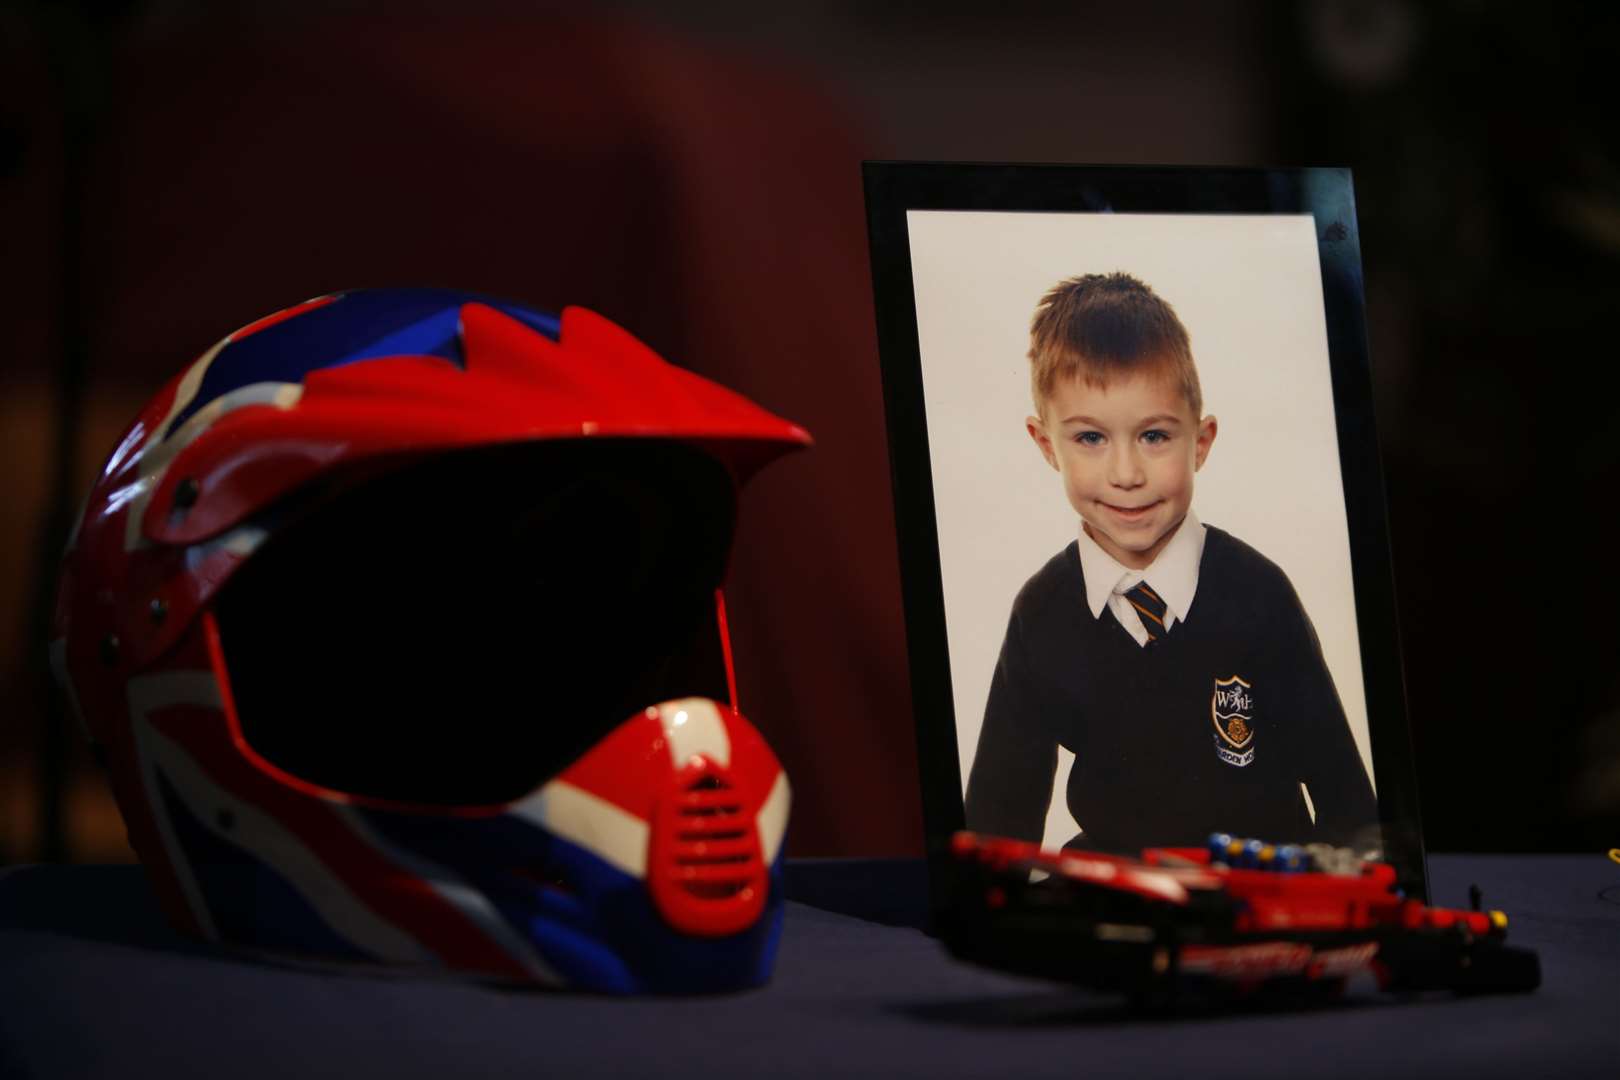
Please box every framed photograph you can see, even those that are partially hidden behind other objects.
[862,163,1426,908]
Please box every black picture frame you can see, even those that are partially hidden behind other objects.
[862,162,1426,916]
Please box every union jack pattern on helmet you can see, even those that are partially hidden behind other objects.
[52,289,809,992]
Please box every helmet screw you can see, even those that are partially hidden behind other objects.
[99,634,120,666]
[149,598,168,624]
[173,476,200,510]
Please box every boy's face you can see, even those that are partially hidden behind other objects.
[1027,366,1217,570]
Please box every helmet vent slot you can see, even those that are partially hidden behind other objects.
[670,776,755,901]
[678,828,745,842]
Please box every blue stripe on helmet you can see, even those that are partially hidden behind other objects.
[167,289,561,435]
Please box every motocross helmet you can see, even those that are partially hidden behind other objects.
[51,289,810,992]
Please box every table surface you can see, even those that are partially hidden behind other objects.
[3,854,1617,1079]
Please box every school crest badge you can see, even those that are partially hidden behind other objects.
[1211,675,1255,767]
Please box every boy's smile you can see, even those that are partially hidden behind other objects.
[1027,367,1217,570]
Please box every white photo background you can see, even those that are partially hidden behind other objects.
[907,209,1374,852]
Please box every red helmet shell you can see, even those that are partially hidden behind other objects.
[51,289,809,991]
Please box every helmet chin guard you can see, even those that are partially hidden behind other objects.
[52,289,809,992]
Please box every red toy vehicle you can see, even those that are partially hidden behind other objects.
[944,831,1540,1004]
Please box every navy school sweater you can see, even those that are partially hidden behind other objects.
[963,525,1379,853]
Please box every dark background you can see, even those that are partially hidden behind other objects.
[2,0,1616,864]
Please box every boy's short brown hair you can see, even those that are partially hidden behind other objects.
[1028,272,1202,418]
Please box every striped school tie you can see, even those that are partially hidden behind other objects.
[1125,581,1169,643]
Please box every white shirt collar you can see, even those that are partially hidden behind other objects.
[1075,509,1207,633]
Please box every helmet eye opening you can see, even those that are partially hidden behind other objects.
[214,439,737,807]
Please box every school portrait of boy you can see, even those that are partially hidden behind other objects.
[905,209,1381,855]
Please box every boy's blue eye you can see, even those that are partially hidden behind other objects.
[1074,432,1104,447]
[1141,430,1170,445]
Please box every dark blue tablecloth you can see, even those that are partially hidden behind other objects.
[3,855,1617,1079]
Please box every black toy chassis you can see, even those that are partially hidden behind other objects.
[943,832,1540,1003]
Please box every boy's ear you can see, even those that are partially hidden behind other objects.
[1026,415,1059,471]
[1194,414,1218,470]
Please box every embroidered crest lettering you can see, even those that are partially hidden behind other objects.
[1211,675,1255,767]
